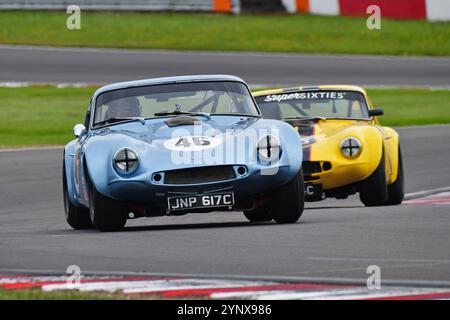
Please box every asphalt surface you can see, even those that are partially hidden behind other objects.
[0,125,449,284]
[1,45,450,87]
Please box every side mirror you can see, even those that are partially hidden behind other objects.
[369,108,384,117]
[73,124,86,137]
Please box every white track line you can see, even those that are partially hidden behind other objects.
[0,146,63,152]
[42,280,162,292]
[2,81,450,90]
[42,279,265,293]
[211,287,450,300]
[211,288,359,300]
[123,280,264,295]
[310,288,450,300]
[2,44,450,62]
[3,268,450,288]
[405,187,450,200]
[3,272,450,300]
[0,81,99,88]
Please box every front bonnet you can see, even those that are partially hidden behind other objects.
[84,115,300,177]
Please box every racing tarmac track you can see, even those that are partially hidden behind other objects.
[1,125,450,285]
[1,45,450,87]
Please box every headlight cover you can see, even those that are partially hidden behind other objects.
[257,135,281,163]
[113,148,139,174]
[340,137,362,158]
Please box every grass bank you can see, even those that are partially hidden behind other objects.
[0,86,449,148]
[0,287,123,300]
[0,11,449,56]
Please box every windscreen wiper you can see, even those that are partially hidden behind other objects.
[284,116,326,121]
[95,117,146,127]
[154,111,211,120]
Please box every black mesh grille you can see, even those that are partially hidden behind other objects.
[302,162,323,175]
[164,166,235,185]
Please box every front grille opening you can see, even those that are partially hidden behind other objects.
[302,161,322,175]
[322,161,332,171]
[302,161,333,175]
[304,175,320,182]
[164,166,236,185]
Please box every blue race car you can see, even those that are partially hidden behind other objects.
[63,75,304,231]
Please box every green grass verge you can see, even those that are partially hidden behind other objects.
[0,287,123,300]
[0,86,449,148]
[0,11,450,56]
[0,87,94,147]
[367,89,450,126]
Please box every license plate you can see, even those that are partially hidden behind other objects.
[168,192,234,211]
[304,184,323,201]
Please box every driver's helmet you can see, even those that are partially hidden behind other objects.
[107,97,142,118]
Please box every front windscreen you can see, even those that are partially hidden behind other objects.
[93,81,259,127]
[254,90,370,120]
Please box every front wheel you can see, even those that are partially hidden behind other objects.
[385,146,405,205]
[87,174,127,232]
[243,208,273,222]
[359,153,388,207]
[63,161,93,230]
[272,169,305,224]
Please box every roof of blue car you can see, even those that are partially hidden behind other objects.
[93,74,246,98]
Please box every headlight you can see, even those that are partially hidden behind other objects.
[257,135,281,163]
[340,137,362,158]
[113,148,139,174]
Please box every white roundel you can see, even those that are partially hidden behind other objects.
[164,136,222,151]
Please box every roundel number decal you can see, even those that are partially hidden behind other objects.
[164,136,221,151]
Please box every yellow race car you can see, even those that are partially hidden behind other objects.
[253,85,404,206]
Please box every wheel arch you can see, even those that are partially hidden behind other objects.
[382,126,401,185]
[63,140,85,208]
[352,125,385,182]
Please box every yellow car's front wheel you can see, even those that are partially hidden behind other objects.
[359,153,388,207]
[385,146,405,205]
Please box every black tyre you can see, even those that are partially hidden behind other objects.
[385,146,405,205]
[243,208,273,222]
[359,153,388,207]
[272,169,305,224]
[63,161,93,230]
[87,172,127,232]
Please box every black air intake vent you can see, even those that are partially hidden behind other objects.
[164,166,235,185]
[302,161,323,175]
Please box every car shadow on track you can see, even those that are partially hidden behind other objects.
[120,220,289,232]
[305,205,363,210]
[48,221,294,234]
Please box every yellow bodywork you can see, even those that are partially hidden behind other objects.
[253,85,400,191]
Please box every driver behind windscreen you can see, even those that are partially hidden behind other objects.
[107,97,142,119]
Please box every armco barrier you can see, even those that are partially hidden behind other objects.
[0,0,239,13]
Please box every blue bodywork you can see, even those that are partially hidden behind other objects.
[64,75,303,215]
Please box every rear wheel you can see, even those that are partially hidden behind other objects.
[243,208,273,222]
[87,173,127,232]
[272,169,305,224]
[359,153,388,207]
[385,146,405,205]
[63,161,93,230]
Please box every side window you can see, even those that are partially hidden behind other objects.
[94,104,110,122]
[84,109,91,128]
